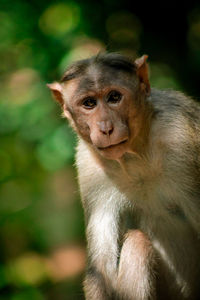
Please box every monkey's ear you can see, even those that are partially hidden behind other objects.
[63,104,73,120]
[47,82,64,105]
[134,55,150,96]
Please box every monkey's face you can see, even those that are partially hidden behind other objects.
[69,88,129,160]
[62,74,143,160]
[48,55,150,160]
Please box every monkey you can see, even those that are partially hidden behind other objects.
[48,52,200,300]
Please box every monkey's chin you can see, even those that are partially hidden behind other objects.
[97,141,128,160]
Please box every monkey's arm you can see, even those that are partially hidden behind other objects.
[76,141,123,298]
[84,202,120,298]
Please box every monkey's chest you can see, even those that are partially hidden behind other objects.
[120,172,188,228]
[121,181,196,260]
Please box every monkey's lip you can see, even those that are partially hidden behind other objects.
[97,139,128,150]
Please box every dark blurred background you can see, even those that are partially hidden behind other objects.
[0,0,200,299]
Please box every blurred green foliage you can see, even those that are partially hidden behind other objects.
[0,0,200,299]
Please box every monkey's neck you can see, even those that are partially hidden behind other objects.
[117,157,132,181]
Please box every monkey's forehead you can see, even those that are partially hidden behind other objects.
[62,65,138,99]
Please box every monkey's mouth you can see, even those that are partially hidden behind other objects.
[97,139,128,150]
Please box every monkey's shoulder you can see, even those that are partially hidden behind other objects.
[149,88,200,151]
[150,88,200,124]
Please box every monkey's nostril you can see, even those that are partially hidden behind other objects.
[107,127,114,135]
[101,127,113,135]
[98,121,114,135]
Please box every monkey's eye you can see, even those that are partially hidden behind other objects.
[107,90,122,104]
[82,97,97,109]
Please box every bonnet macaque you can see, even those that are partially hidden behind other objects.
[48,53,200,300]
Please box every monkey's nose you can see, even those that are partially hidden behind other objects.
[98,120,114,135]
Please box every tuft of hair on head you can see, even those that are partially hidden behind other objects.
[60,52,137,83]
[60,58,90,83]
[94,52,136,73]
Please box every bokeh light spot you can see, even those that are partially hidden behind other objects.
[45,245,86,281]
[39,3,80,36]
[8,68,40,105]
[106,11,142,49]
[36,124,75,171]
[150,63,181,90]
[6,253,47,286]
